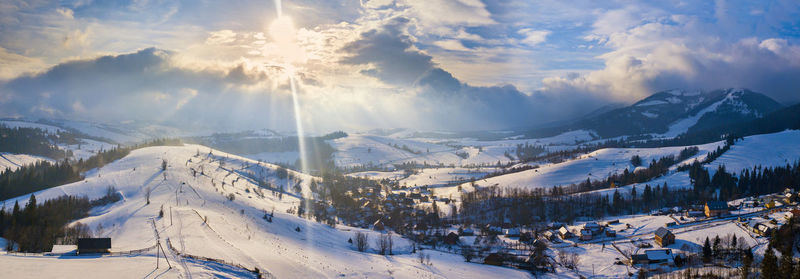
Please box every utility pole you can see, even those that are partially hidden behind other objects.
[170,206,173,226]
[156,240,172,269]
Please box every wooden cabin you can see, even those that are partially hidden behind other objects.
[77,238,111,254]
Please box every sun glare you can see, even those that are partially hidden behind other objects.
[269,16,296,44]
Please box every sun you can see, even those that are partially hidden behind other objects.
[269,16,296,44]
[266,15,306,64]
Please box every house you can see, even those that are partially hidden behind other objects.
[558,226,573,239]
[583,222,604,234]
[486,225,503,235]
[605,229,616,237]
[685,210,705,217]
[543,231,556,241]
[503,228,520,237]
[754,223,776,236]
[579,229,593,241]
[632,249,676,266]
[654,227,675,247]
[444,232,459,245]
[704,201,729,217]
[77,238,111,254]
[784,193,795,204]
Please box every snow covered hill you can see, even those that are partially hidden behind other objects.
[443,142,721,193]
[429,129,800,202]
[534,88,783,139]
[0,144,531,279]
[706,129,800,176]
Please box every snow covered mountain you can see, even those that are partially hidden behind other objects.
[568,88,783,139]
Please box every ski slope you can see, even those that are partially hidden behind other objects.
[0,153,51,171]
[0,144,531,279]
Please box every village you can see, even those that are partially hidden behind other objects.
[331,182,800,277]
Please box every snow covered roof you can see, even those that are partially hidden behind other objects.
[706,201,728,210]
[50,245,77,254]
[644,249,673,261]
[583,222,601,230]
[654,227,673,238]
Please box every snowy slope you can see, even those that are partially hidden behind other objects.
[451,142,722,192]
[0,145,531,279]
[657,92,729,138]
[332,130,596,170]
[0,120,65,133]
[707,129,800,176]
[0,153,52,171]
[330,134,460,168]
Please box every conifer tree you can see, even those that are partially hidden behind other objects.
[702,237,712,263]
[761,247,779,279]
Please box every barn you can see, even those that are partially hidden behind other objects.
[77,238,111,254]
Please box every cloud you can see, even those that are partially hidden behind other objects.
[433,40,470,51]
[2,0,799,133]
[339,17,601,130]
[340,17,434,87]
[0,48,300,130]
[547,3,800,104]
[518,29,550,46]
[399,0,495,28]
[205,30,238,45]
[0,46,46,80]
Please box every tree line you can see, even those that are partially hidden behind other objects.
[688,158,800,201]
[0,125,77,159]
[0,194,92,252]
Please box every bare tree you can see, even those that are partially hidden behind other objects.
[461,245,475,262]
[388,232,393,255]
[376,234,388,255]
[355,232,369,252]
[558,250,580,270]
[145,186,152,205]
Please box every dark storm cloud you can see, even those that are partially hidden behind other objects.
[339,17,602,130]
[341,17,435,87]
[0,48,296,130]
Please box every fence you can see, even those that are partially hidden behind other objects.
[6,243,156,257]
[108,244,158,256]
[165,238,271,279]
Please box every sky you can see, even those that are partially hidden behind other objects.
[0,0,799,133]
